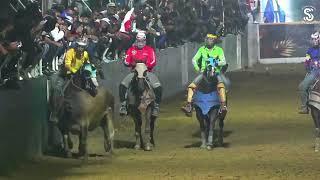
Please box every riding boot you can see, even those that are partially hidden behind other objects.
[181,83,196,117]
[119,84,128,116]
[152,86,162,117]
[56,76,66,97]
[298,89,309,114]
[217,82,227,114]
[152,103,160,117]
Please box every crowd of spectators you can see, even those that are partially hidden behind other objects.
[0,0,249,85]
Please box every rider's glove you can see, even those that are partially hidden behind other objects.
[194,65,200,72]
[131,61,137,67]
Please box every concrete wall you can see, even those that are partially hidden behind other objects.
[241,26,249,69]
[0,78,48,173]
[247,23,260,67]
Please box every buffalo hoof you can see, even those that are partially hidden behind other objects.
[78,149,86,158]
[81,155,89,163]
[134,144,141,150]
[68,140,73,149]
[65,151,72,158]
[200,144,206,149]
[104,142,113,153]
[144,143,152,151]
[315,137,320,152]
[150,138,155,147]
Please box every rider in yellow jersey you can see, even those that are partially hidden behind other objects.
[54,38,91,96]
[64,38,90,74]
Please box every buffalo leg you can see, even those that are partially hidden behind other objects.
[67,132,73,149]
[311,107,320,152]
[133,110,142,150]
[78,124,88,160]
[101,109,114,153]
[195,106,206,148]
[61,129,72,158]
[207,109,219,150]
[150,115,156,146]
[218,118,224,147]
[143,107,152,151]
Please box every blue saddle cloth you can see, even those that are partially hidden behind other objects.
[193,90,220,115]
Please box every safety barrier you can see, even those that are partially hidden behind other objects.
[0,77,48,173]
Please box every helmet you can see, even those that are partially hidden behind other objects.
[75,37,88,54]
[311,32,320,46]
[107,2,116,7]
[205,33,218,48]
[136,32,146,49]
[206,33,218,39]
[76,37,88,47]
[136,32,146,41]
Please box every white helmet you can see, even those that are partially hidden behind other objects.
[76,37,88,47]
[136,32,146,41]
[136,32,146,49]
[311,32,320,46]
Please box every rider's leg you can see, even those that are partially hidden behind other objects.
[181,74,203,116]
[119,72,135,115]
[152,86,162,116]
[146,72,162,117]
[52,71,67,97]
[298,72,317,114]
[219,73,231,92]
[217,74,227,112]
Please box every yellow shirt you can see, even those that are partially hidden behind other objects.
[65,48,89,74]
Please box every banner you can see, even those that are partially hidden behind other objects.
[261,0,320,23]
[259,24,320,59]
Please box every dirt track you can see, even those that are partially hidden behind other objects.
[2,64,320,180]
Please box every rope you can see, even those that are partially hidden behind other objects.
[70,76,85,92]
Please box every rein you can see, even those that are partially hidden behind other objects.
[71,77,86,91]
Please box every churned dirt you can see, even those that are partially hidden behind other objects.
[2,63,320,180]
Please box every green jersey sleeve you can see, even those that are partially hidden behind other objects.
[192,47,204,72]
[216,47,226,66]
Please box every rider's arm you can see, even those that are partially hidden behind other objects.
[124,47,133,67]
[305,50,312,72]
[216,47,226,67]
[146,47,156,71]
[65,49,77,73]
[84,51,90,63]
[192,47,203,72]
[306,54,311,60]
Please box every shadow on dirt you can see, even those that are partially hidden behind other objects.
[191,130,233,138]
[114,140,136,149]
[184,142,230,148]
